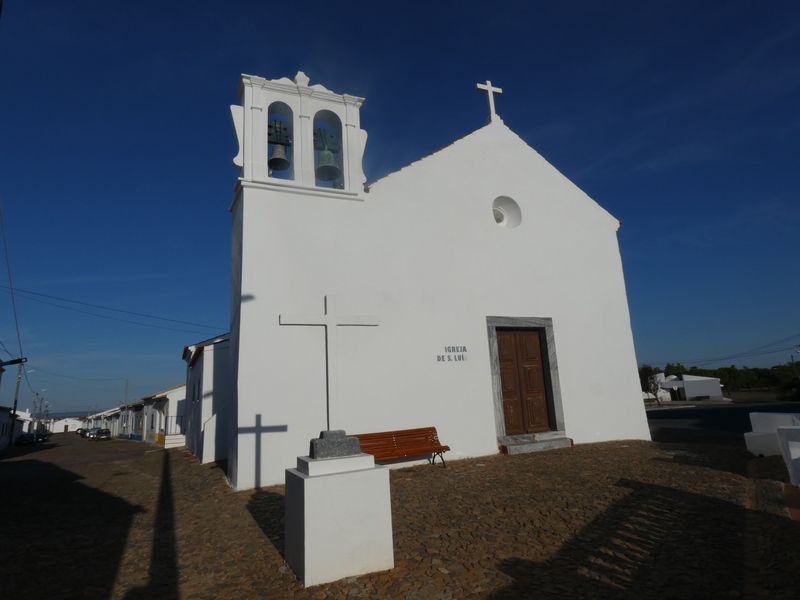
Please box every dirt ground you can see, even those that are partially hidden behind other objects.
[1,433,798,599]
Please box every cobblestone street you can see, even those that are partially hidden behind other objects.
[2,433,798,599]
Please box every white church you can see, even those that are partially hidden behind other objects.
[188,71,650,490]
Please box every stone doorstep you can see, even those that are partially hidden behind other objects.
[785,484,800,521]
[164,434,186,449]
[499,432,573,455]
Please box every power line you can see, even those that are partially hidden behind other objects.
[647,335,800,367]
[13,293,222,335]
[686,344,799,366]
[688,332,800,364]
[0,197,41,405]
[22,369,38,396]
[0,199,24,358]
[27,367,126,382]
[0,285,222,330]
[0,336,14,358]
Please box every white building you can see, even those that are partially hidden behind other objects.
[221,72,650,489]
[0,406,23,452]
[659,374,723,401]
[149,384,187,436]
[14,408,35,433]
[182,335,234,464]
[48,417,84,433]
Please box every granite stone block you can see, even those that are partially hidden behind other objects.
[309,430,362,458]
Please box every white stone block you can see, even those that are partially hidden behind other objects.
[296,453,375,477]
[749,412,800,432]
[776,426,800,486]
[285,458,394,587]
[744,431,783,457]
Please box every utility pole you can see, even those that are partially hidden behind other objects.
[1,357,26,445]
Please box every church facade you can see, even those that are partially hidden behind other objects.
[224,71,650,490]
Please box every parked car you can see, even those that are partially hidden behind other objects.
[15,433,37,446]
[85,427,101,439]
[34,430,48,443]
[95,429,111,440]
[76,428,86,436]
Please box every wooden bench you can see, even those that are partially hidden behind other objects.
[354,427,450,467]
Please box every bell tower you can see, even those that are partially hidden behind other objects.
[230,71,367,197]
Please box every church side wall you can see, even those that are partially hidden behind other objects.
[551,226,649,443]
[227,197,244,488]
[199,349,215,463]
[210,341,233,464]
[185,354,204,459]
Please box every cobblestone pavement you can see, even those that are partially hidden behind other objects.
[2,434,798,599]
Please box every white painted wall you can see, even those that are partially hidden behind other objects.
[142,403,154,442]
[681,375,723,400]
[185,341,234,464]
[49,417,83,433]
[0,409,16,452]
[229,79,650,489]
[160,386,187,435]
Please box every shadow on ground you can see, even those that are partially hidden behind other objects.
[1,439,59,459]
[246,487,286,557]
[0,459,143,599]
[489,478,800,599]
[650,442,788,480]
[648,402,800,445]
[124,451,179,600]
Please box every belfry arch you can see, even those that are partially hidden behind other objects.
[313,110,344,189]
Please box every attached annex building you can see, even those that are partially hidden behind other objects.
[217,71,649,489]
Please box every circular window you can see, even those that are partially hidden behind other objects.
[492,196,521,228]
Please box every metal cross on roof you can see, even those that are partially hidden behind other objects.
[476,80,503,122]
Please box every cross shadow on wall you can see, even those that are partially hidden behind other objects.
[488,479,800,599]
[0,459,144,599]
[238,414,288,488]
[239,413,289,558]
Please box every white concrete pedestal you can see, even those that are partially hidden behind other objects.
[285,453,394,586]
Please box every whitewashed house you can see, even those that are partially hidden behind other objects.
[103,408,121,437]
[114,402,144,439]
[659,374,723,401]
[139,384,187,448]
[182,335,233,464]
[86,386,185,444]
[0,406,22,452]
[221,72,650,489]
[14,408,34,433]
[142,395,164,443]
[48,417,83,433]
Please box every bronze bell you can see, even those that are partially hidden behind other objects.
[268,144,290,171]
[315,149,341,181]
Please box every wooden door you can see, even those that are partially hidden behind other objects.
[497,329,551,435]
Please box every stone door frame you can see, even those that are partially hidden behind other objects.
[486,316,566,440]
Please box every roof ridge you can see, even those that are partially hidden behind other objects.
[366,121,497,189]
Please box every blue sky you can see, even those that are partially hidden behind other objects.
[1,1,799,413]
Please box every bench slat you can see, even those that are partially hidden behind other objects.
[354,427,450,464]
